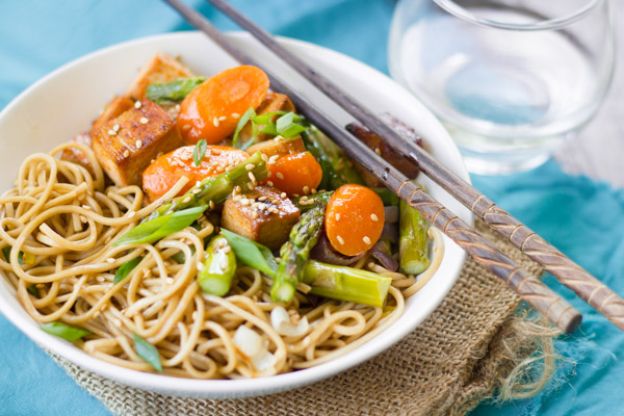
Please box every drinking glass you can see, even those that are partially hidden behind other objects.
[388,0,615,174]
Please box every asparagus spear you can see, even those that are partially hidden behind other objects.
[271,205,325,303]
[148,152,268,220]
[399,198,430,274]
[302,126,363,189]
[373,187,399,206]
[302,261,392,308]
[219,229,391,307]
[198,236,237,296]
[294,191,333,212]
[146,77,206,104]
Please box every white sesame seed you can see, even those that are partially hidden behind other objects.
[245,163,255,171]
[231,112,240,119]
[123,149,130,158]
[336,235,345,245]
[275,172,284,180]
[374,147,382,155]
[280,192,287,199]
[363,236,372,245]
[218,116,227,121]
[267,181,274,187]
[209,200,215,209]
[335,213,341,221]
[182,124,191,131]
[107,129,117,136]
[139,117,149,125]
[248,172,256,183]
[192,188,201,194]
[303,186,310,194]
[182,196,191,204]
[112,123,120,132]
[212,117,220,127]
[135,139,142,148]
[370,213,379,222]
[134,100,142,109]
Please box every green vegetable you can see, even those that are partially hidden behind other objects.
[303,261,392,307]
[145,76,205,104]
[220,229,277,277]
[114,206,206,247]
[2,247,35,265]
[373,187,400,206]
[294,191,333,212]
[114,257,142,284]
[193,139,207,167]
[302,126,363,189]
[148,152,267,221]
[41,322,90,342]
[271,205,325,303]
[132,334,163,372]
[198,236,237,296]
[275,112,307,137]
[232,107,256,149]
[399,199,430,274]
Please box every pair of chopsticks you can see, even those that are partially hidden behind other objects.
[164,0,624,333]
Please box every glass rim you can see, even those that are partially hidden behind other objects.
[432,0,603,31]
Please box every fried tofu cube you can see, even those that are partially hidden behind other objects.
[91,95,135,136]
[92,99,184,186]
[127,54,193,100]
[222,186,300,249]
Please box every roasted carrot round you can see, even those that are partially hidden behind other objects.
[268,151,322,196]
[142,145,248,200]
[177,65,270,144]
[324,184,385,256]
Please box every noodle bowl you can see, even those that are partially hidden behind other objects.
[0,143,443,378]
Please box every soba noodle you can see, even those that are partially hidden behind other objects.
[0,142,443,378]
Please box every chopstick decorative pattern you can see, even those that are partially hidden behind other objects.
[163,0,581,333]
[204,0,624,331]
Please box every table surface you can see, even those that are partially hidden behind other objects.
[556,2,624,188]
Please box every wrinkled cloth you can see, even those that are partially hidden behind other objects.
[1,1,623,415]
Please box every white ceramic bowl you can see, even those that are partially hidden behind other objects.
[0,32,471,398]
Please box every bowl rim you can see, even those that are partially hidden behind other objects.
[0,31,472,397]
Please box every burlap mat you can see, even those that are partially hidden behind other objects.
[51,222,552,415]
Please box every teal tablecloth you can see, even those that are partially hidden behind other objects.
[1,1,623,415]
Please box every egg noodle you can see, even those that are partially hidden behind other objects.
[0,143,443,378]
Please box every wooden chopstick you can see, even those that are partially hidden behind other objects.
[163,0,582,333]
[204,0,624,331]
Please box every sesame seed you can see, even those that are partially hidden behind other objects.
[375,147,382,155]
[245,163,255,171]
[261,154,268,162]
[182,124,191,131]
[112,123,120,132]
[209,200,215,209]
[370,213,379,222]
[231,112,240,119]
[192,188,201,194]
[268,155,279,164]
[363,235,372,245]
[247,183,255,191]
[258,196,267,201]
[218,116,227,121]
[134,100,142,109]
[303,186,310,194]
[280,192,287,199]
[135,139,142,148]
[182,196,191,204]
[107,129,117,136]
[248,172,256,183]
[336,235,345,245]
[267,181,274,187]
[335,213,341,221]
[123,149,130,158]
[212,117,220,127]
[139,117,149,125]
[275,172,284,180]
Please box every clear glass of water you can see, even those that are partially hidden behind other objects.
[388,0,615,174]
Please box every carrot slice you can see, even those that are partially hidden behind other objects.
[177,65,270,144]
[324,184,385,256]
[142,145,248,200]
[268,151,322,196]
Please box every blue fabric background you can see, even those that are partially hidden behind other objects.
[1,1,623,415]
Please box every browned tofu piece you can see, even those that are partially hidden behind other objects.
[127,54,193,100]
[247,136,305,158]
[221,186,300,249]
[346,123,420,186]
[92,99,184,186]
[91,95,135,136]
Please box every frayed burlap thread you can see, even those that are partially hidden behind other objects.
[50,222,556,416]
